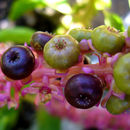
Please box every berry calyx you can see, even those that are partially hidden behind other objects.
[55,39,67,49]
[64,73,103,109]
[1,46,35,80]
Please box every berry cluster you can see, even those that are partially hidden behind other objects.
[0,25,130,115]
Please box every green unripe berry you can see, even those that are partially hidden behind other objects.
[113,83,124,95]
[68,28,92,42]
[106,95,129,115]
[127,26,130,37]
[114,53,130,95]
[91,25,125,54]
[43,35,80,70]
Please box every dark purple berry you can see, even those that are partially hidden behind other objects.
[64,74,103,109]
[30,31,53,51]
[1,46,35,80]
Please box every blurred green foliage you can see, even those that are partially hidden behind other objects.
[104,11,124,32]
[0,107,19,130]
[36,108,61,130]
[0,0,126,44]
[0,103,61,130]
[72,0,111,27]
[72,0,97,27]
[8,0,71,20]
[128,0,130,7]
[8,0,46,20]
[0,27,35,44]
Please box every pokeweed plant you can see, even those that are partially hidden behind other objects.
[0,25,129,116]
[0,0,130,129]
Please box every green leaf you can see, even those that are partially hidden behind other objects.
[36,108,61,130]
[8,0,46,20]
[0,26,35,44]
[104,12,125,32]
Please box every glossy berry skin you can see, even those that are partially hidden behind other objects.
[30,31,53,51]
[64,74,103,109]
[106,95,129,115]
[44,35,80,70]
[114,53,130,95]
[69,28,92,42]
[91,25,125,54]
[1,46,35,80]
